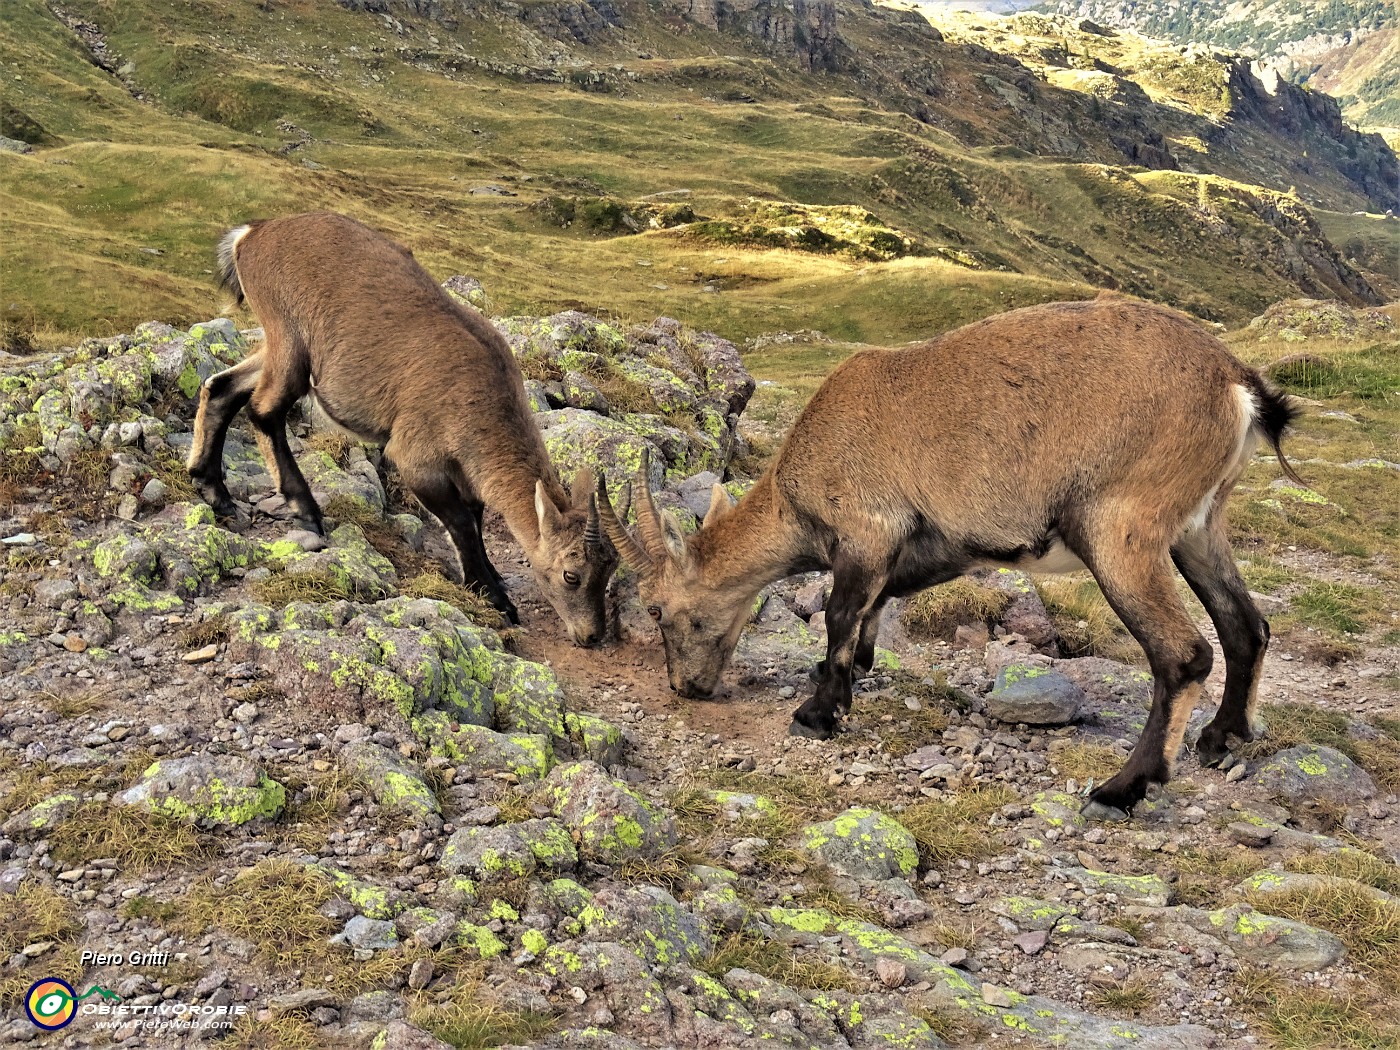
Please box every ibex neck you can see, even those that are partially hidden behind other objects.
[478,461,566,563]
[696,474,805,596]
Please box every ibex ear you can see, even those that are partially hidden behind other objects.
[703,483,733,530]
[535,480,565,536]
[660,510,690,567]
[570,467,596,510]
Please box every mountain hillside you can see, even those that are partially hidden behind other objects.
[0,0,1396,351]
[1035,0,1400,129]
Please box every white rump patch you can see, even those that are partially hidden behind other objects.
[1180,385,1259,537]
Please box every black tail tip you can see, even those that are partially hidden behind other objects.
[1246,371,1304,486]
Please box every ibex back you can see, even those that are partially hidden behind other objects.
[188,211,618,646]
[600,297,1301,818]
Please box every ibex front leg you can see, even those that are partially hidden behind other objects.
[187,353,263,521]
[791,551,888,739]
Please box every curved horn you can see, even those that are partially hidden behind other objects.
[584,493,601,548]
[633,446,668,560]
[597,471,653,574]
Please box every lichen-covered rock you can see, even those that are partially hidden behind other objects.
[1234,869,1397,906]
[1254,744,1376,803]
[440,819,577,878]
[986,663,1083,725]
[314,865,409,920]
[332,915,398,952]
[230,597,500,723]
[800,807,919,881]
[490,654,567,738]
[975,567,1058,651]
[115,754,285,828]
[806,989,945,1049]
[418,717,552,779]
[339,742,440,822]
[1062,865,1174,907]
[296,448,386,516]
[578,885,713,971]
[1156,902,1347,970]
[543,761,678,864]
[1,792,84,839]
[766,906,1211,1047]
[566,712,626,767]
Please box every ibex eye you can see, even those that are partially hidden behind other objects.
[563,570,581,587]
[647,605,662,621]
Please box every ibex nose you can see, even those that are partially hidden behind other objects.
[573,629,600,648]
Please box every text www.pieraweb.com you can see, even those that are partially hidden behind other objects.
[82,1002,248,1031]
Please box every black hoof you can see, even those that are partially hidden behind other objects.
[1196,723,1249,768]
[291,515,325,537]
[1083,774,1151,820]
[788,718,835,740]
[502,604,521,626]
[1080,799,1130,823]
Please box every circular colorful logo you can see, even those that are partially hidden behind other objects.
[25,978,77,1030]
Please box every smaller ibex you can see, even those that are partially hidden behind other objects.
[599,297,1301,818]
[188,211,618,645]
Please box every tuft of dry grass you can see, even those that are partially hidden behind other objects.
[896,785,1016,866]
[616,850,699,895]
[1285,850,1400,895]
[1035,576,1140,661]
[1236,966,1399,1050]
[700,932,861,992]
[0,883,84,1007]
[1091,978,1154,1014]
[1170,846,1265,908]
[0,761,98,820]
[282,763,370,850]
[1049,740,1124,785]
[49,801,211,871]
[178,613,229,649]
[910,1004,990,1047]
[1242,880,1400,989]
[901,579,1010,640]
[148,448,200,502]
[172,859,335,970]
[403,571,507,629]
[252,568,359,605]
[224,1013,327,1050]
[34,688,108,718]
[406,975,558,1050]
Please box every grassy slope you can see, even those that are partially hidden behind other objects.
[0,0,1395,348]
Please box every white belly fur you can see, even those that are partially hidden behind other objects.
[977,541,1088,575]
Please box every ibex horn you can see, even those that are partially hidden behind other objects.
[597,471,652,574]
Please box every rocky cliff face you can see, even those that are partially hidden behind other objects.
[681,0,845,70]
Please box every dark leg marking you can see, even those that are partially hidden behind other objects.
[1173,527,1269,768]
[411,476,518,624]
[791,550,887,740]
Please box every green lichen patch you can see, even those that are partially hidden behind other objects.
[800,807,919,881]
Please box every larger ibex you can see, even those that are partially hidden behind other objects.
[188,211,618,646]
[599,297,1301,818]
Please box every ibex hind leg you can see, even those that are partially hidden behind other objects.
[187,353,263,521]
[1173,523,1269,768]
[1079,547,1214,821]
[246,349,322,535]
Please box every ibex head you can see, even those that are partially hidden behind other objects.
[532,466,619,647]
[597,450,751,696]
